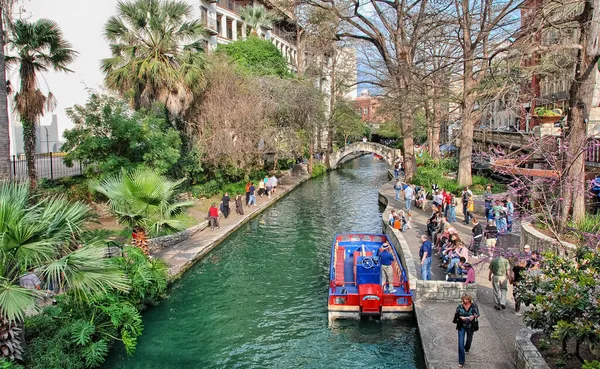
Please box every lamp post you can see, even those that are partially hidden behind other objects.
[552,94,556,110]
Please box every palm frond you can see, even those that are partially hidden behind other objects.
[0,278,38,322]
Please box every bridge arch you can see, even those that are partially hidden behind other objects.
[328,142,403,169]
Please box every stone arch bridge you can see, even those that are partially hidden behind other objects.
[329,142,403,169]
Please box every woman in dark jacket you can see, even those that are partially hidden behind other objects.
[453,293,480,367]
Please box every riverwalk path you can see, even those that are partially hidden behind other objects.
[380,176,525,369]
[155,167,311,277]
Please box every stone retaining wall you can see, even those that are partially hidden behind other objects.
[379,180,478,301]
[516,328,550,369]
[521,222,577,256]
[148,223,207,254]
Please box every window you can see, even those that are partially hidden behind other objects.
[363,107,369,115]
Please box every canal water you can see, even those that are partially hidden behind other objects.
[105,155,425,369]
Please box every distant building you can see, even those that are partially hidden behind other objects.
[10,113,62,156]
[353,89,384,126]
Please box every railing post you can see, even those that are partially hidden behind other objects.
[12,155,16,180]
[49,152,54,180]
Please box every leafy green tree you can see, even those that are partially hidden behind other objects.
[62,94,181,178]
[333,102,365,145]
[0,182,129,361]
[217,37,290,77]
[6,19,77,189]
[238,5,279,37]
[91,168,194,255]
[101,0,207,118]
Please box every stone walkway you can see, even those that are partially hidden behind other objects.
[155,168,310,277]
[380,175,525,369]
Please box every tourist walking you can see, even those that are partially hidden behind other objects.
[248,183,257,206]
[419,235,433,280]
[221,192,230,219]
[270,175,278,194]
[453,294,480,368]
[235,193,244,215]
[488,253,511,310]
[404,184,414,210]
[208,203,220,231]
[394,162,400,179]
[443,189,452,218]
[258,180,265,197]
[394,179,402,201]
[511,258,527,315]
[506,197,515,232]
[461,187,472,224]
[484,219,499,255]
[471,218,484,256]
[448,194,457,222]
[245,181,251,205]
[465,194,474,224]
[484,185,493,219]
[380,242,396,293]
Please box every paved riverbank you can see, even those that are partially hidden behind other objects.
[156,167,311,278]
[379,175,525,369]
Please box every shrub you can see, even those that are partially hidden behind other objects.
[517,247,600,359]
[191,180,221,198]
[23,247,169,368]
[567,213,600,234]
[311,163,327,178]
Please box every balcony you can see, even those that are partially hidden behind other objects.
[202,16,218,35]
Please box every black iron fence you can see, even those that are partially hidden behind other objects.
[9,152,83,181]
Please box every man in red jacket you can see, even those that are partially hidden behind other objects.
[443,189,452,218]
[208,203,220,231]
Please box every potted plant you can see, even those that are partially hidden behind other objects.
[534,107,563,124]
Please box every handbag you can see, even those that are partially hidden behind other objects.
[472,318,479,332]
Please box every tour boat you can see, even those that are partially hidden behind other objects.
[328,233,413,320]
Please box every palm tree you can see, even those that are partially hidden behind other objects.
[5,19,77,190]
[0,2,16,181]
[239,5,280,37]
[101,0,207,118]
[91,168,194,255]
[0,182,130,360]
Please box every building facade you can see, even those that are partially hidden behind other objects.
[194,0,299,68]
[353,89,384,126]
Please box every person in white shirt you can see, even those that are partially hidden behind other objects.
[404,185,414,210]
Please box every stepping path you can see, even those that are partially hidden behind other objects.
[380,175,525,369]
[155,168,310,278]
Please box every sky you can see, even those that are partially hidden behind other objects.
[12,0,120,137]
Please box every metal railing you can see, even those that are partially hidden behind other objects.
[587,139,600,164]
[9,152,83,181]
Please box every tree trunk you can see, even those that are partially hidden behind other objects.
[431,84,442,162]
[22,118,37,189]
[0,11,11,181]
[308,137,314,173]
[401,109,415,182]
[458,65,477,187]
[426,99,433,156]
[560,0,598,226]
[325,55,336,169]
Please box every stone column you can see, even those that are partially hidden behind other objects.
[220,14,227,38]
[265,29,271,40]
[242,22,248,39]
[232,19,237,40]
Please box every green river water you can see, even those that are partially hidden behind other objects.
[104,155,425,369]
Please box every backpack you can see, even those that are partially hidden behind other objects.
[393,219,401,230]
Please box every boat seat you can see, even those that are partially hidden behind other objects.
[334,246,346,286]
